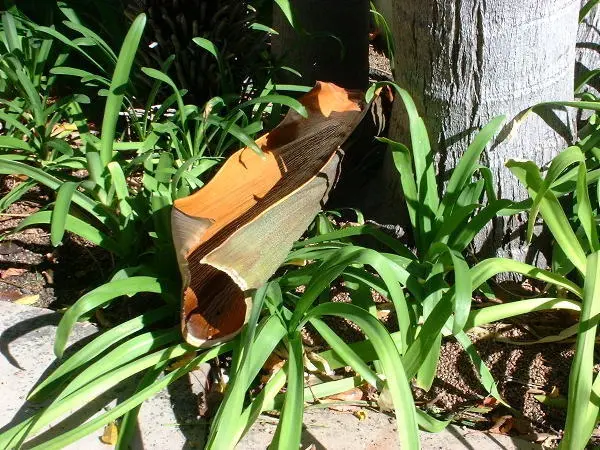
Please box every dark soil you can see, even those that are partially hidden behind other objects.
[0,177,112,310]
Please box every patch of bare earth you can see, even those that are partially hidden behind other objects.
[0,176,112,309]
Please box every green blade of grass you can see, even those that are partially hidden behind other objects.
[450,199,512,252]
[273,0,296,28]
[576,164,600,252]
[35,25,105,72]
[0,343,190,448]
[141,67,186,129]
[465,298,581,330]
[470,258,582,298]
[24,343,232,450]
[580,0,600,21]
[50,66,110,87]
[62,20,117,63]
[0,159,115,227]
[192,37,219,60]
[230,94,308,118]
[290,246,412,354]
[0,136,36,152]
[2,12,21,52]
[292,224,415,262]
[115,361,168,450]
[310,317,381,389]
[53,329,180,405]
[525,146,584,243]
[0,178,34,212]
[455,331,505,405]
[107,161,132,217]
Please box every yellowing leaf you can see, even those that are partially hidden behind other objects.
[99,421,118,445]
[15,295,39,305]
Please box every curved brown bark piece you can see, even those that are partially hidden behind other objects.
[171,81,368,347]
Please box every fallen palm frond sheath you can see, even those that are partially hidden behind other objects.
[171,81,369,347]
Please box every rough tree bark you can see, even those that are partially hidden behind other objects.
[386,0,580,268]
[271,0,369,90]
[577,1,600,97]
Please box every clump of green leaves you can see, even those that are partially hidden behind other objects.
[0,9,313,449]
[506,141,600,449]
[203,83,584,448]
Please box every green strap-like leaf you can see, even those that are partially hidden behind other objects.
[50,181,79,246]
[576,164,600,252]
[54,276,164,357]
[0,136,35,153]
[439,115,505,219]
[304,302,420,450]
[0,159,115,228]
[507,159,587,275]
[271,334,304,449]
[99,14,146,165]
[562,252,600,448]
[28,306,172,400]
[526,146,584,243]
[15,210,121,255]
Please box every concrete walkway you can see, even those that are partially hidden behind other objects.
[0,301,541,449]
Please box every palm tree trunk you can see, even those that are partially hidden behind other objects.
[386,0,579,271]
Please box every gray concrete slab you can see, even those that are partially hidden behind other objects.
[0,301,542,449]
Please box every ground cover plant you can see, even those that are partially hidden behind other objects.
[1,1,600,449]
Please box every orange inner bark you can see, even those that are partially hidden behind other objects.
[172,82,363,257]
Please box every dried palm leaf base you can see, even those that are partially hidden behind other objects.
[171,81,370,347]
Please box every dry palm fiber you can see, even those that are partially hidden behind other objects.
[172,81,371,347]
[125,0,265,103]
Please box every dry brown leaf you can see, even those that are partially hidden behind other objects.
[99,421,118,445]
[14,295,39,305]
[327,387,364,402]
[1,268,27,279]
[377,387,394,412]
[488,415,513,435]
[482,397,498,407]
[263,353,286,374]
